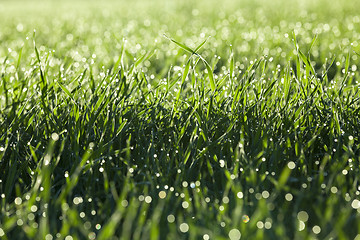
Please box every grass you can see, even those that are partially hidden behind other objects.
[1,0,360,239]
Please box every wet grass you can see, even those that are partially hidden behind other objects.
[1,0,360,239]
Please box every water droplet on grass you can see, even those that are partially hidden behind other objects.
[255,193,262,200]
[182,201,189,209]
[88,232,96,240]
[17,219,24,226]
[242,215,250,223]
[179,223,189,233]
[145,196,152,203]
[31,205,38,212]
[257,221,264,229]
[121,200,128,207]
[45,234,53,240]
[229,228,241,240]
[222,197,229,204]
[351,199,360,209]
[159,191,167,199]
[264,221,272,229]
[51,132,59,141]
[297,211,309,222]
[262,191,270,199]
[237,192,243,199]
[14,197,22,205]
[285,193,293,201]
[287,161,296,169]
[312,225,321,234]
[167,214,175,223]
[298,221,305,231]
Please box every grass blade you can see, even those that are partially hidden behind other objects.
[194,36,210,53]
[163,34,195,54]
[199,55,215,91]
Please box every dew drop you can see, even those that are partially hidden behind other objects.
[351,199,360,209]
[167,214,175,223]
[242,215,250,223]
[312,225,321,234]
[14,197,22,205]
[45,234,53,240]
[297,211,309,222]
[182,201,189,209]
[285,193,293,201]
[237,192,244,199]
[88,232,96,240]
[228,228,241,240]
[203,234,210,240]
[145,196,152,203]
[256,221,264,229]
[159,191,167,199]
[51,132,59,141]
[287,161,296,169]
[298,221,305,231]
[179,223,189,233]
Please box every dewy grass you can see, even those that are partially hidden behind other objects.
[1,0,360,239]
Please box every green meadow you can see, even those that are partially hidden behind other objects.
[1,0,360,239]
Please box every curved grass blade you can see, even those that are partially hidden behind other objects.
[176,57,192,102]
[199,55,215,91]
[229,45,234,79]
[321,56,336,79]
[339,51,350,97]
[56,82,77,106]
[194,36,210,54]
[163,34,194,54]
[308,34,318,55]
[298,49,315,75]
[261,79,277,99]
[16,46,23,70]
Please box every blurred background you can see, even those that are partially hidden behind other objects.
[1,0,360,78]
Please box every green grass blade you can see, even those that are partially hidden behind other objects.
[298,49,315,75]
[339,52,350,96]
[163,34,195,54]
[308,34,318,55]
[229,45,234,79]
[199,55,215,91]
[194,36,210,53]
[176,57,191,103]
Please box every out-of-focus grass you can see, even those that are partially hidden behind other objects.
[1,0,360,239]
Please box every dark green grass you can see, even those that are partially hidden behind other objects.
[1,0,360,239]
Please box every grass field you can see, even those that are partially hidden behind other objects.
[1,0,360,239]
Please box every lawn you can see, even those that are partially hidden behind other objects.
[1,0,360,239]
